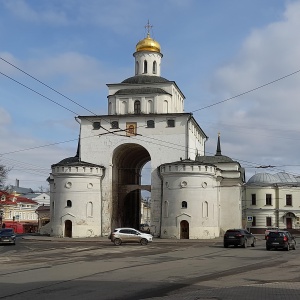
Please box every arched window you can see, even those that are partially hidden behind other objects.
[163,100,168,113]
[135,61,139,75]
[147,100,154,113]
[67,200,72,207]
[164,201,169,217]
[182,201,187,209]
[153,61,157,74]
[143,60,148,73]
[87,202,93,217]
[111,121,119,129]
[134,100,141,114]
[93,122,101,130]
[147,120,155,128]
[203,201,208,218]
[121,101,128,114]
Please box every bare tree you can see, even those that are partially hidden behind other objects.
[0,162,11,190]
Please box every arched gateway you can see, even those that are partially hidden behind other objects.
[111,143,151,230]
[48,25,244,239]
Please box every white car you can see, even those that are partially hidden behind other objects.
[110,228,153,246]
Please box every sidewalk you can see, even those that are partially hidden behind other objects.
[21,234,224,243]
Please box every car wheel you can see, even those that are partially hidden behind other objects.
[140,238,148,246]
[224,243,228,248]
[293,243,296,250]
[114,238,122,246]
[251,239,256,247]
[242,239,247,248]
[285,244,290,251]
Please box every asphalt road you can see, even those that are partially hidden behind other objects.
[0,236,300,299]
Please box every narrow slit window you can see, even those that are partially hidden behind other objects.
[143,60,148,73]
[153,61,157,74]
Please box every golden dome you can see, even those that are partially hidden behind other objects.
[136,33,161,53]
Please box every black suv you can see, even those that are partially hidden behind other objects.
[266,230,296,251]
[224,229,256,248]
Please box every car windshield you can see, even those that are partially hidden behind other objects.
[226,230,241,235]
[0,229,14,235]
[269,232,285,237]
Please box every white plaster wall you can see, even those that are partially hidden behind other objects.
[80,114,204,235]
[50,173,102,238]
[219,183,243,233]
[134,51,162,76]
[160,169,219,239]
[107,82,184,115]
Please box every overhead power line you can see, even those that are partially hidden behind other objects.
[191,69,300,112]
[2,57,300,177]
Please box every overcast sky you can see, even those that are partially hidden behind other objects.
[1,0,300,191]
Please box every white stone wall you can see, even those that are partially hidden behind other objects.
[50,167,103,238]
[160,165,220,239]
[219,183,243,233]
[134,51,162,76]
[79,114,206,236]
[107,83,184,115]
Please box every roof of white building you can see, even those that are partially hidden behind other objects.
[121,75,170,84]
[247,172,300,186]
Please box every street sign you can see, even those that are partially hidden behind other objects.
[247,216,253,222]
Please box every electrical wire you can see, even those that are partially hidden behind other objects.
[2,57,300,178]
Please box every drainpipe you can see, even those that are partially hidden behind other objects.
[275,184,279,228]
[157,166,164,238]
[99,168,105,237]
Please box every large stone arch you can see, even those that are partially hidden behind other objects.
[111,143,151,230]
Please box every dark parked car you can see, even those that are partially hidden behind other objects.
[224,229,256,248]
[0,228,16,245]
[266,230,296,251]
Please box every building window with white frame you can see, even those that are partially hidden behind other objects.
[251,194,256,205]
[266,194,272,206]
[286,194,292,206]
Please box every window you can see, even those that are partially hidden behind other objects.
[153,61,157,74]
[121,101,128,114]
[143,60,148,73]
[135,61,139,75]
[252,216,256,226]
[251,194,256,205]
[93,122,101,130]
[266,194,272,206]
[164,201,169,217]
[147,120,155,128]
[134,100,141,114]
[266,217,272,227]
[286,194,292,206]
[87,202,93,217]
[167,119,175,127]
[147,100,154,113]
[163,100,168,113]
[67,200,72,207]
[182,201,187,209]
[202,201,208,218]
[111,121,119,129]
